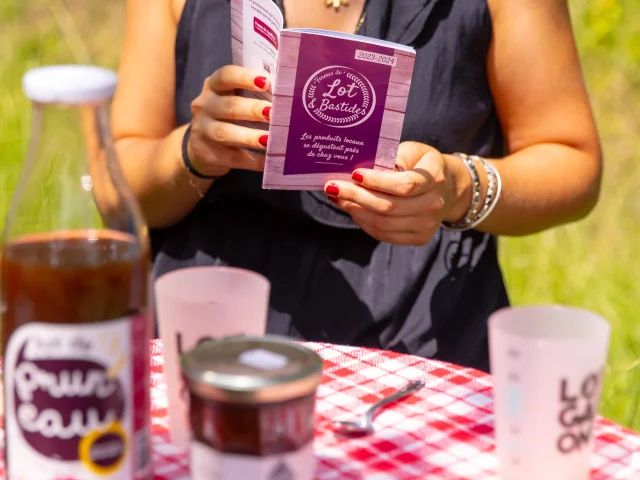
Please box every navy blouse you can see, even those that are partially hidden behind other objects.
[152,0,510,372]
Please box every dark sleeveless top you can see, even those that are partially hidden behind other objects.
[153,0,509,372]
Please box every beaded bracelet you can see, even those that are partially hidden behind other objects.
[465,156,501,230]
[441,153,502,232]
[471,159,502,228]
[441,153,482,231]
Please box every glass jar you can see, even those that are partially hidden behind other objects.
[181,335,324,480]
[1,65,152,479]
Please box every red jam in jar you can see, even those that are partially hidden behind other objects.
[181,335,324,480]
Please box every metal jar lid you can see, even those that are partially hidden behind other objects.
[181,335,324,404]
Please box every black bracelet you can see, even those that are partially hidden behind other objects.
[182,124,218,179]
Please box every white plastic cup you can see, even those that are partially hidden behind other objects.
[489,305,611,480]
[155,267,271,449]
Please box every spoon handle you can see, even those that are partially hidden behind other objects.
[365,380,425,420]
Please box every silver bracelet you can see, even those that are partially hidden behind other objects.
[441,153,482,231]
[469,156,496,224]
[442,153,502,232]
[468,160,502,229]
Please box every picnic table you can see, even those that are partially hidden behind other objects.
[148,341,640,479]
[2,340,639,479]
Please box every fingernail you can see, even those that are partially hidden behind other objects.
[328,195,339,204]
[254,76,267,89]
[259,135,269,147]
[352,171,363,182]
[326,184,340,197]
[262,106,271,120]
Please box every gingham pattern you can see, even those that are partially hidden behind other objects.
[148,341,640,480]
[2,340,640,479]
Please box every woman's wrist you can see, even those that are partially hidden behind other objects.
[173,125,215,199]
[443,153,489,223]
[182,124,229,179]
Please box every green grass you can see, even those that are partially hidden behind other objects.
[1,0,639,430]
[501,0,640,430]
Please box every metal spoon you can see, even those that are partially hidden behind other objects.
[332,380,425,435]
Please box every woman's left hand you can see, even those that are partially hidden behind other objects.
[324,142,468,246]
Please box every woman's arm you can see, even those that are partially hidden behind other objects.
[323,0,601,243]
[112,0,271,229]
[476,0,602,235]
[112,0,201,229]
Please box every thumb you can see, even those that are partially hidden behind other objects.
[414,148,444,174]
[395,141,436,171]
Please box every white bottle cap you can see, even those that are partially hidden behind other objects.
[22,65,118,104]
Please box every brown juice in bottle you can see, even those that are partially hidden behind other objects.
[1,230,147,328]
[1,230,152,477]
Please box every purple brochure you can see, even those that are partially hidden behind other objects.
[263,30,416,190]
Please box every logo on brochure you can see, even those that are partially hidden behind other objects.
[303,66,376,128]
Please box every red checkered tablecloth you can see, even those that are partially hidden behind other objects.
[2,340,640,479]
[146,340,640,480]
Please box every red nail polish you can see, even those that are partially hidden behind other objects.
[262,106,271,120]
[326,184,340,197]
[328,195,339,204]
[352,171,363,182]
[254,76,267,89]
[259,135,269,147]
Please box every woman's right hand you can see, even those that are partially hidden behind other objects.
[188,65,273,177]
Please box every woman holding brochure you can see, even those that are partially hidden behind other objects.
[112,0,601,372]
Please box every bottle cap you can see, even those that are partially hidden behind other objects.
[22,65,118,104]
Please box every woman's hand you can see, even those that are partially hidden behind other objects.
[188,65,273,177]
[324,142,472,246]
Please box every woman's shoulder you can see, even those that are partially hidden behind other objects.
[170,0,186,24]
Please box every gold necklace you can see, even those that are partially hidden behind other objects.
[326,0,349,10]
[274,0,366,32]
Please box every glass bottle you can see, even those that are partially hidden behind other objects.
[1,65,152,479]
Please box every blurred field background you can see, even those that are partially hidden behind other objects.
[1,0,639,429]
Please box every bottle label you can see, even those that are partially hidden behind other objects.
[190,441,316,480]
[3,315,152,480]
